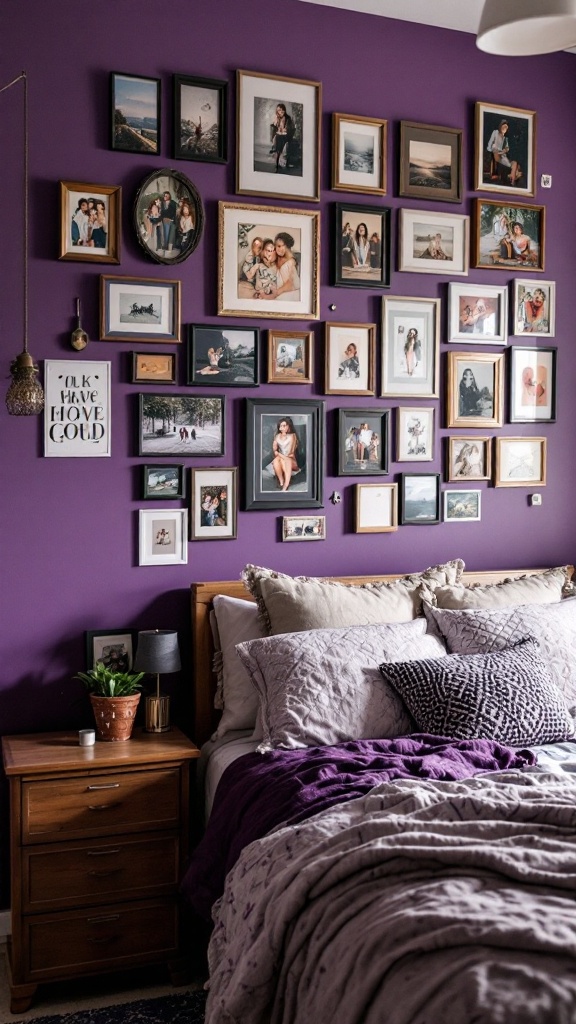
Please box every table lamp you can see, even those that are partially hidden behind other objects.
[134,629,181,733]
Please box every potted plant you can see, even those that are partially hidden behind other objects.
[74,662,145,742]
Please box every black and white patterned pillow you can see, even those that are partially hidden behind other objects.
[379,637,575,746]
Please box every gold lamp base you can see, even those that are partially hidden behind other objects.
[145,694,171,733]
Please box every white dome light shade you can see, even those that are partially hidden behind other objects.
[477,0,576,55]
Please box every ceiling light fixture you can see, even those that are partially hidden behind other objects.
[477,0,576,56]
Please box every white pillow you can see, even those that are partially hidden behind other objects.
[212,595,266,738]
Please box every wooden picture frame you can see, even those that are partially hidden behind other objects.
[444,489,482,523]
[337,408,390,477]
[282,515,326,541]
[85,629,137,671]
[100,276,181,343]
[474,101,536,197]
[186,324,259,387]
[142,464,186,500]
[334,202,391,289]
[137,393,225,457]
[110,72,160,155]
[396,407,435,462]
[131,352,176,385]
[325,322,376,396]
[355,483,398,533]
[399,473,441,525]
[190,467,238,540]
[173,73,227,163]
[399,208,469,276]
[509,345,557,423]
[446,436,492,482]
[494,437,547,487]
[133,167,204,266]
[267,330,314,384]
[381,296,440,398]
[59,181,121,264]
[138,508,188,565]
[448,282,508,345]
[399,120,462,203]
[512,279,556,337]
[332,113,387,194]
[245,398,324,510]
[446,351,504,428]
[473,199,545,272]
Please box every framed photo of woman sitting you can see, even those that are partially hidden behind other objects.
[446,351,504,429]
[245,398,324,510]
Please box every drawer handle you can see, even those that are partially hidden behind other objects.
[88,936,119,945]
[87,849,121,857]
[87,914,120,924]
[88,802,121,812]
[86,783,121,791]
[88,869,122,878]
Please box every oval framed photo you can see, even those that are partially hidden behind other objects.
[134,167,204,265]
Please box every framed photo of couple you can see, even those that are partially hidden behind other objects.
[335,203,391,289]
[190,467,238,541]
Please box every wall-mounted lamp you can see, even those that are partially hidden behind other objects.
[477,0,576,55]
[133,629,181,733]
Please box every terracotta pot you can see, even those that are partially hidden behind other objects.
[89,693,141,742]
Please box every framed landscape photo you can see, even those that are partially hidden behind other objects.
[132,352,176,385]
[446,351,504,428]
[267,330,313,384]
[325,322,376,396]
[187,324,258,387]
[444,489,481,523]
[355,483,398,534]
[59,181,121,263]
[512,279,556,337]
[399,209,469,276]
[245,398,324,510]
[85,629,137,672]
[236,69,321,202]
[381,296,440,398]
[448,283,508,345]
[509,345,557,423]
[111,72,160,155]
[133,168,204,266]
[100,276,181,343]
[138,508,188,565]
[494,437,547,488]
[399,473,441,525]
[399,121,462,203]
[332,113,387,194]
[473,199,545,271]
[142,464,185,500]
[337,408,390,477]
[190,467,237,541]
[335,202,391,289]
[138,393,225,457]
[218,201,319,319]
[474,101,536,197]
[282,515,326,541]
[173,73,227,163]
[446,436,492,482]
[396,407,435,462]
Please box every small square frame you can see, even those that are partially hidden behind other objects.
[355,483,398,533]
[332,113,387,194]
[494,437,547,488]
[85,629,137,671]
[101,276,181,343]
[444,489,482,522]
[446,436,492,482]
[282,515,326,541]
[142,464,186,500]
[267,330,314,384]
[187,324,259,387]
[509,345,557,423]
[399,473,441,525]
[512,279,556,337]
[396,407,435,462]
[337,408,390,477]
[325,322,376,396]
[381,296,440,398]
[474,101,536,197]
[448,283,508,345]
[138,508,188,565]
[59,182,121,264]
[173,73,227,163]
[399,120,463,203]
[190,467,238,540]
[138,393,225,457]
[110,72,160,155]
[334,202,391,289]
[399,208,469,276]
[446,351,504,428]
[132,352,176,385]
[473,199,545,272]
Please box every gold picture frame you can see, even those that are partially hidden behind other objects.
[494,437,547,488]
[446,351,504,428]
[332,112,387,194]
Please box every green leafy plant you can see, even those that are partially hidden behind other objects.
[74,661,144,697]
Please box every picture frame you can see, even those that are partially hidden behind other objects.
[138,393,225,457]
[44,360,111,458]
[448,283,508,345]
[381,296,440,398]
[399,208,469,276]
[85,629,137,672]
[355,483,398,534]
[138,508,188,565]
[100,276,181,343]
[236,69,321,202]
[186,324,259,387]
[473,199,545,272]
[245,398,324,510]
[332,113,387,194]
[474,101,536,197]
[173,73,227,164]
[282,515,326,541]
[334,202,391,289]
[131,352,176,385]
[337,408,390,477]
[446,351,504,428]
[396,407,435,462]
[509,345,557,423]
[325,322,376,396]
[444,489,482,523]
[142,464,186,500]
[218,201,319,320]
[267,330,314,384]
[399,120,463,203]
[59,181,121,263]
[190,467,238,541]
[446,436,492,482]
[133,167,204,266]
[512,279,556,337]
[110,72,160,155]
[494,437,547,488]
[399,473,441,525]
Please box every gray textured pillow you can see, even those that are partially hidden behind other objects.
[211,595,266,738]
[235,619,447,750]
[241,559,465,635]
[379,638,575,746]
[421,566,572,611]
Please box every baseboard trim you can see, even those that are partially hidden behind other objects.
[0,911,11,941]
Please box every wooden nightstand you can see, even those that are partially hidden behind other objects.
[1,726,199,1013]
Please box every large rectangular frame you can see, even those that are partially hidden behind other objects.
[173,73,227,164]
[332,113,387,194]
[399,120,462,203]
[59,181,121,264]
[138,393,225,457]
[101,276,181,343]
[446,351,504,428]
[509,345,557,423]
[474,101,536,197]
[473,199,545,272]
[245,398,324,510]
[381,296,440,398]
[399,208,469,276]
[334,202,391,289]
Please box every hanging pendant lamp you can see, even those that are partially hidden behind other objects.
[477,0,576,56]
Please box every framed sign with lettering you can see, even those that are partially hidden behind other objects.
[44,360,111,457]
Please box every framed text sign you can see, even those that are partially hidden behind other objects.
[44,360,111,457]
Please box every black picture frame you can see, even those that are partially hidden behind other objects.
[186,324,259,387]
[399,472,441,525]
[85,629,137,671]
[142,464,186,499]
[173,73,228,164]
[110,72,160,155]
[508,345,557,423]
[133,167,204,266]
[245,398,324,510]
[337,408,389,476]
[335,202,391,288]
[138,393,225,457]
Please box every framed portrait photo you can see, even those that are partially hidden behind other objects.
[173,73,227,163]
[138,393,225,458]
[236,69,321,202]
[190,467,237,541]
[138,508,188,565]
[267,330,313,384]
[85,629,137,672]
[187,324,259,387]
[110,72,160,155]
[444,489,481,523]
[494,437,547,488]
[355,483,398,534]
[509,345,557,423]
[332,113,387,194]
[325,322,376,396]
[282,515,326,541]
[473,199,545,271]
[59,181,121,263]
[133,167,204,266]
[100,276,181,343]
[399,473,441,525]
[132,352,176,385]
[337,408,390,477]
[381,296,440,398]
[448,283,508,345]
[446,351,504,428]
[396,407,435,462]
[142,464,185,500]
[512,279,556,337]
[399,209,469,276]
[446,436,492,482]
[474,101,536,197]
[399,121,463,203]
[245,398,324,510]
[218,201,319,319]
[334,202,391,289]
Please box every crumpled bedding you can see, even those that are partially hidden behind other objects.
[206,771,576,1024]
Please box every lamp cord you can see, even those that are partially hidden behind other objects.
[1,71,28,355]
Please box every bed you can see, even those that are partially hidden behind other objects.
[184,562,576,1024]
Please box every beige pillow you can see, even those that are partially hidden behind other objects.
[241,560,465,635]
[422,565,572,611]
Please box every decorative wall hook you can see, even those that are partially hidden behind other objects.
[330,491,341,505]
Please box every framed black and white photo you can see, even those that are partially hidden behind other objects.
[100,276,181,343]
[334,202,391,289]
[85,629,137,672]
[245,398,324,510]
[512,279,556,337]
[332,113,387,194]
[138,508,188,565]
[142,464,186,500]
[446,436,492,482]
[282,515,326,541]
[187,324,258,387]
[110,72,160,155]
[494,437,547,488]
[133,167,204,266]
[337,408,390,477]
[355,484,398,533]
[446,351,504,429]
[399,473,441,525]
[59,181,121,264]
[173,73,227,163]
[44,360,111,458]
[131,352,176,385]
[399,209,469,276]
[399,121,462,203]
[325,322,376,396]
[475,101,536,197]
[381,296,440,398]
[267,330,314,384]
[396,407,435,462]
[444,489,481,523]
[448,283,508,345]
[190,467,237,540]
[138,394,225,457]
[509,345,557,423]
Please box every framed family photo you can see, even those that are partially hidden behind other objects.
[138,509,188,565]
[332,113,387,194]
[381,296,440,398]
[190,467,237,541]
[337,408,390,477]
[110,72,160,155]
[446,436,492,482]
[142,464,186,500]
[187,325,258,387]
[173,73,227,163]
[509,345,557,423]
[138,394,225,457]
[446,351,504,428]
[325,322,376,396]
[399,473,441,525]
[396,407,435,462]
[132,352,176,385]
[85,629,137,672]
[236,69,321,202]
[267,330,314,384]
[494,437,547,487]
[444,489,481,523]
[245,398,324,510]
[399,121,463,203]
[474,200,545,271]
[59,181,121,263]
[100,276,181,343]
[218,201,319,319]
[355,484,398,534]
[474,101,536,197]
[335,202,391,288]
[133,167,204,266]
[512,279,556,337]
[282,515,326,541]
[448,282,508,344]
[399,209,469,276]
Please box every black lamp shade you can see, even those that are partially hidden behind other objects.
[134,630,181,674]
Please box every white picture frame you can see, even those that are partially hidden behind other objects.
[399,208,469,276]
[138,509,188,565]
[44,360,111,458]
[512,279,556,337]
[443,489,482,522]
[396,407,435,462]
[448,282,508,345]
[282,515,326,541]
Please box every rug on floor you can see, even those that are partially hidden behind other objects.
[0,991,207,1024]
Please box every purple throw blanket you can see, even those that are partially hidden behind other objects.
[181,734,536,921]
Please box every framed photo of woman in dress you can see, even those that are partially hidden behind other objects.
[381,296,440,398]
[446,351,504,429]
[474,102,536,197]
[334,203,391,289]
[133,168,204,266]
[509,346,557,423]
[325,322,376,396]
[245,398,324,510]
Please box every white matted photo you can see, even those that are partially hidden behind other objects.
[396,407,434,462]
[282,515,326,541]
[381,296,440,398]
[355,483,398,533]
[444,489,481,522]
[332,113,387,194]
[139,508,188,565]
[509,345,557,423]
[44,360,111,458]
[448,283,508,344]
[399,209,469,276]
[100,276,180,342]
[190,467,237,541]
[512,279,556,337]
[325,322,375,396]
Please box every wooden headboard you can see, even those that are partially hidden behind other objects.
[191,567,573,746]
